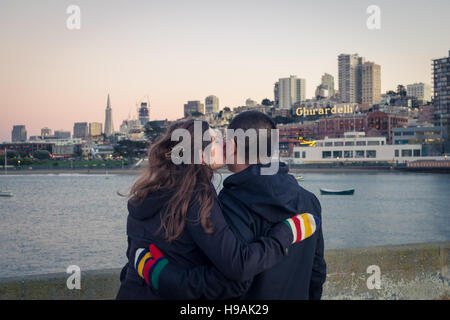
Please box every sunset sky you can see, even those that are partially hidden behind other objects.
[1,0,449,142]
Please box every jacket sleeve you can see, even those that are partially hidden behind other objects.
[186,196,292,282]
[157,263,252,300]
[308,197,327,300]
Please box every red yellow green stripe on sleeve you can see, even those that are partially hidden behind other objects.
[283,213,320,243]
[134,244,169,290]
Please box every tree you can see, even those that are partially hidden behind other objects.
[33,149,51,160]
[386,90,396,96]
[261,99,273,106]
[397,85,407,97]
[113,140,148,159]
[144,121,165,143]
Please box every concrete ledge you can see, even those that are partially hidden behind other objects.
[0,241,448,300]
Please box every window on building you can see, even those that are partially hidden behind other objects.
[325,142,333,146]
[402,149,412,157]
[334,142,344,146]
[355,150,365,158]
[344,150,353,158]
[413,149,420,157]
[316,142,323,147]
[333,151,342,158]
[356,141,366,146]
[322,151,331,159]
[368,141,380,146]
[394,132,402,136]
[344,141,355,146]
[294,152,300,158]
[302,151,306,158]
[395,149,399,157]
[366,150,376,158]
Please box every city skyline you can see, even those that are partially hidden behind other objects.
[1,0,450,142]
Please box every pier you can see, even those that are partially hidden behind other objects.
[0,242,448,300]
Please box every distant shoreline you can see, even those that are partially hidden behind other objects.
[1,166,448,175]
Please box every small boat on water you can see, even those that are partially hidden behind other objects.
[295,176,304,181]
[320,188,355,195]
[0,190,13,197]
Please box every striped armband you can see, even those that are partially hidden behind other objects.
[283,213,320,243]
[134,245,169,290]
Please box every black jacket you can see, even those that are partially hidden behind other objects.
[116,184,293,300]
[219,162,326,299]
[147,162,326,300]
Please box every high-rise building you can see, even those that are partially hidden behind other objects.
[321,73,335,97]
[184,100,205,117]
[73,122,89,139]
[205,95,219,114]
[433,50,450,153]
[338,54,365,103]
[275,75,306,109]
[89,122,103,137]
[273,82,280,108]
[11,125,27,142]
[41,127,52,137]
[54,130,71,139]
[104,94,114,136]
[339,54,381,105]
[138,100,150,126]
[407,83,432,103]
[362,61,381,105]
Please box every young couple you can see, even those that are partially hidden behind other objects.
[116,111,326,300]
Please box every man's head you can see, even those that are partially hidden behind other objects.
[226,111,277,173]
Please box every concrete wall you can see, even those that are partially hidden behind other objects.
[0,241,448,300]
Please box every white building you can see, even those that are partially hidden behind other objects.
[291,132,430,164]
[245,98,257,108]
[205,95,219,114]
[406,83,432,102]
[276,75,306,109]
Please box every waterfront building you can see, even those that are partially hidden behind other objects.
[392,125,446,156]
[104,94,114,136]
[205,95,219,114]
[73,122,89,139]
[0,141,53,155]
[184,100,205,117]
[11,125,27,142]
[275,75,306,109]
[292,132,428,164]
